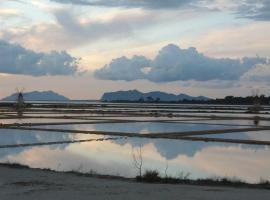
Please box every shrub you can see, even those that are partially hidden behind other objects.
[142,170,161,183]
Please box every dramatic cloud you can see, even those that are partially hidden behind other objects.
[94,44,268,82]
[237,0,270,21]
[0,40,78,76]
[52,0,193,9]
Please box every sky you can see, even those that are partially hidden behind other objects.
[0,0,270,99]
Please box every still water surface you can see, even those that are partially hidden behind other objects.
[0,120,269,183]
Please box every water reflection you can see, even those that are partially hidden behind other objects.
[93,123,268,158]
[0,128,72,158]
[253,116,260,126]
[1,137,269,183]
[41,122,249,133]
[0,122,269,183]
[113,134,268,159]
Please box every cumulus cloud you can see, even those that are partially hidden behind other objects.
[0,40,78,76]
[51,0,193,9]
[94,56,151,81]
[241,64,270,84]
[94,44,268,82]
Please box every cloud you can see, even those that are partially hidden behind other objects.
[51,0,193,9]
[49,0,270,23]
[190,0,270,22]
[236,0,270,21]
[94,56,151,81]
[0,8,21,18]
[0,9,158,51]
[241,64,270,84]
[0,40,78,76]
[94,44,268,82]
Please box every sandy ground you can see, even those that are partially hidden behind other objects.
[0,165,270,200]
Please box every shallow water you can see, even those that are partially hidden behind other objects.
[0,103,270,184]
[34,122,249,134]
[0,123,269,183]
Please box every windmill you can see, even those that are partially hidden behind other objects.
[248,87,262,126]
[251,88,260,99]
[14,87,25,117]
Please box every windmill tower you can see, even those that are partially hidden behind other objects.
[251,88,261,113]
[14,88,25,117]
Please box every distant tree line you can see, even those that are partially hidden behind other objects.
[104,95,270,105]
[207,95,269,105]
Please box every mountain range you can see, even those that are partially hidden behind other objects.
[1,90,209,102]
[101,90,209,102]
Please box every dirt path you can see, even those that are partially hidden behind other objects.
[0,165,270,200]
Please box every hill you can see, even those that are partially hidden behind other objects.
[2,91,69,101]
[101,90,209,102]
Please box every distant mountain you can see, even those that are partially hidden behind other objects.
[2,91,69,101]
[101,90,209,102]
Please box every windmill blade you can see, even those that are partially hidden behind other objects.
[15,87,25,93]
[251,87,260,97]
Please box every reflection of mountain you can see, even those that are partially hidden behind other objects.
[116,137,217,159]
[94,123,263,159]
[0,128,72,158]
[1,122,266,161]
